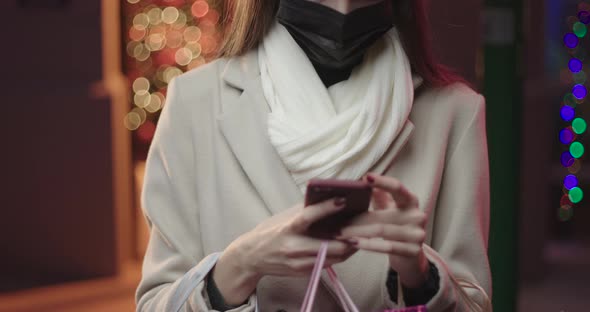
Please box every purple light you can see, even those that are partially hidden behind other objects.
[564,174,579,190]
[579,11,590,24]
[565,33,580,48]
[560,128,575,144]
[561,105,575,121]
[569,58,583,72]
[573,84,588,99]
[561,151,575,167]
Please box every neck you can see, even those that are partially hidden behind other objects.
[306,0,385,14]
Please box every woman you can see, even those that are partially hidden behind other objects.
[135,0,492,311]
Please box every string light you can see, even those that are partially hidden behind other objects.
[561,7,589,221]
[123,0,221,143]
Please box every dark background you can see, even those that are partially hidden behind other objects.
[1,0,589,311]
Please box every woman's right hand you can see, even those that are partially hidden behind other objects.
[212,197,357,305]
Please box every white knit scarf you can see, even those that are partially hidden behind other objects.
[258,19,414,195]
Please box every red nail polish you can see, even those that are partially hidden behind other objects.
[367,175,375,183]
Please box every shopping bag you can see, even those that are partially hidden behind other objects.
[300,242,427,312]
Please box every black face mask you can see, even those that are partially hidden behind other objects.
[276,0,394,70]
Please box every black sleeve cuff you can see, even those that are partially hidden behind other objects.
[386,261,440,306]
[206,270,243,311]
[386,267,400,303]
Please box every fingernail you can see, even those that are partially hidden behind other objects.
[366,175,375,183]
[347,238,359,245]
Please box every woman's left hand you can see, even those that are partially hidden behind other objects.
[336,172,430,288]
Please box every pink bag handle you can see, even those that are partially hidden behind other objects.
[301,242,427,312]
[300,242,328,312]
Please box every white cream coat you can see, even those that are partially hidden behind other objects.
[135,46,492,312]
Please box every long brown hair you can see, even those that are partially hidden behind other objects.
[210,0,463,88]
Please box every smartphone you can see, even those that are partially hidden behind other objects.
[304,178,372,239]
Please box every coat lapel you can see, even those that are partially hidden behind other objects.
[217,51,303,216]
[217,48,418,217]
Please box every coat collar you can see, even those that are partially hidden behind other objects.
[217,48,417,216]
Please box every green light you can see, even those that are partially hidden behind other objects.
[569,187,584,203]
[574,71,587,84]
[570,141,585,158]
[558,205,573,221]
[574,22,587,38]
[572,118,587,134]
[564,93,577,107]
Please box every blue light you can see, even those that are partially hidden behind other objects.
[569,58,583,72]
[564,174,579,190]
[573,84,588,99]
[560,128,575,144]
[565,33,580,48]
[561,105,575,121]
[561,151,575,167]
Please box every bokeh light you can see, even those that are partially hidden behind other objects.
[163,66,183,83]
[569,58,583,72]
[124,111,142,130]
[123,0,221,148]
[133,13,150,30]
[573,70,587,84]
[145,94,163,113]
[579,10,590,24]
[129,26,147,42]
[558,205,574,221]
[560,127,575,144]
[558,9,590,221]
[573,84,588,99]
[131,107,147,124]
[565,33,579,48]
[134,90,151,108]
[561,151,575,167]
[175,47,193,66]
[561,105,575,121]
[569,186,584,203]
[568,158,582,174]
[191,0,209,18]
[172,11,188,29]
[570,141,585,158]
[132,77,150,93]
[561,193,574,207]
[564,92,578,107]
[564,174,579,190]
[202,9,220,24]
[165,30,184,48]
[184,26,202,42]
[162,7,180,24]
[574,21,587,37]
[572,117,587,134]
[147,8,163,25]
[134,44,151,61]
